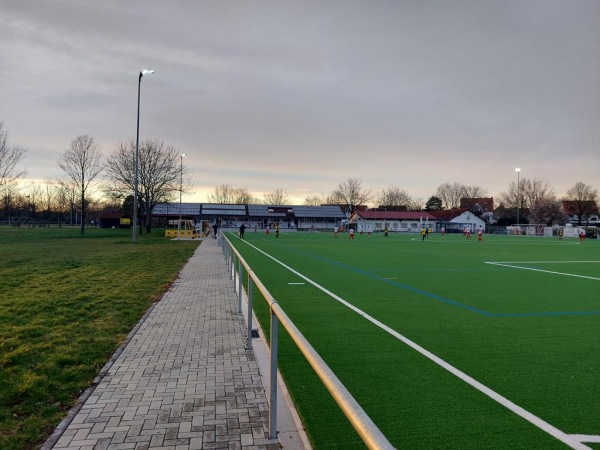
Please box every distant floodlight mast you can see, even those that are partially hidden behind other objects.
[177,153,187,239]
[515,167,521,227]
[132,69,155,243]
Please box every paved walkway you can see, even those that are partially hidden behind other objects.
[44,237,307,450]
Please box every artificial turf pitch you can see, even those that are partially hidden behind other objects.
[226,231,599,450]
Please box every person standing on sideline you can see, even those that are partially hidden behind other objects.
[421,226,427,241]
[349,227,355,240]
[212,223,219,239]
[265,226,270,237]
[239,223,246,239]
[334,226,339,238]
[384,226,389,237]
[441,226,445,238]
[367,225,372,236]
[558,228,563,240]
[478,227,483,242]
[275,223,280,238]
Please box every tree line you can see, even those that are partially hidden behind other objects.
[1,123,188,234]
[209,177,599,226]
[1,121,598,231]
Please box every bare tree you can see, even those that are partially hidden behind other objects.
[54,180,72,227]
[329,178,371,213]
[1,182,20,221]
[463,185,488,199]
[435,182,466,209]
[105,139,184,233]
[377,186,413,208]
[59,135,103,233]
[522,178,554,208]
[565,182,599,225]
[406,198,424,211]
[0,122,27,219]
[25,184,44,222]
[236,188,257,204]
[529,196,567,226]
[208,184,256,204]
[31,179,58,221]
[498,177,554,213]
[263,188,290,205]
[208,184,238,204]
[304,195,325,206]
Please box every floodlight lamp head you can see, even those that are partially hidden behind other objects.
[139,69,155,81]
[515,167,521,173]
[181,153,187,158]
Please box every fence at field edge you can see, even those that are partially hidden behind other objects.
[220,234,395,450]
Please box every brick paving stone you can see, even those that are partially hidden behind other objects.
[45,238,277,450]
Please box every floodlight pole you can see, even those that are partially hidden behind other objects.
[515,167,521,227]
[132,69,154,243]
[177,153,186,239]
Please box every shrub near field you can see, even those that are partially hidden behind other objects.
[0,227,199,450]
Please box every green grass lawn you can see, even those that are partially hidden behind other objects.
[227,231,600,449]
[0,227,199,450]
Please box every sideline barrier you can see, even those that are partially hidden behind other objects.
[164,229,199,238]
[222,234,395,450]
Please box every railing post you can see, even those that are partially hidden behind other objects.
[228,244,232,274]
[268,306,279,440]
[246,277,254,350]
[231,253,236,283]
[238,260,243,311]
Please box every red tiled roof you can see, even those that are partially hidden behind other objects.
[460,197,494,211]
[428,209,469,220]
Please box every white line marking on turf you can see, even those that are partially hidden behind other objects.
[485,262,600,281]
[570,435,600,444]
[239,238,590,450]
[487,261,600,264]
[288,282,305,285]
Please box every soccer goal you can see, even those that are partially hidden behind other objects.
[524,224,553,237]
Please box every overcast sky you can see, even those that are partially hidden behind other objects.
[2,0,599,205]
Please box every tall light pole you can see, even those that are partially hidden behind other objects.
[177,153,186,239]
[515,167,521,227]
[132,69,155,243]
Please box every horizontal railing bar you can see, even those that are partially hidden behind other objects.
[223,235,395,450]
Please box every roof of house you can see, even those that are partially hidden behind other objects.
[428,209,463,220]
[352,210,437,220]
[460,197,494,211]
[428,209,488,222]
[151,203,346,219]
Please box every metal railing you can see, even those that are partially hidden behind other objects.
[221,234,395,450]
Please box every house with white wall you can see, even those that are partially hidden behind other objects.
[349,210,438,233]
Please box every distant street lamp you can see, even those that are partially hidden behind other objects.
[177,153,186,239]
[132,69,155,243]
[515,167,521,226]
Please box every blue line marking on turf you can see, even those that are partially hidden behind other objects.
[495,310,600,318]
[277,244,600,318]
